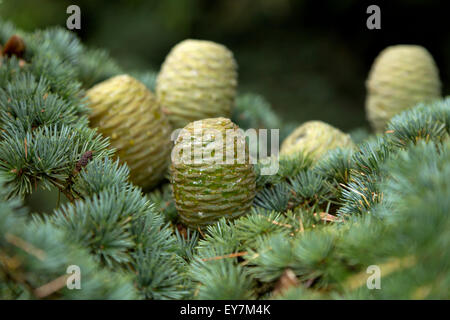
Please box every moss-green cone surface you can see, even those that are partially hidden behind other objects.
[366,45,442,133]
[280,120,354,160]
[171,117,255,228]
[156,39,238,129]
[86,74,172,189]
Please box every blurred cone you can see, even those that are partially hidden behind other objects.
[156,39,237,128]
[366,45,441,132]
[280,120,354,161]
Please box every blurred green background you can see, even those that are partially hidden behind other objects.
[1,0,449,132]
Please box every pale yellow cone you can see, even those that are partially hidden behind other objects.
[366,45,441,133]
[86,75,172,189]
[280,121,354,161]
[156,39,238,129]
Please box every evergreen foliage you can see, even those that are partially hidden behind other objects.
[0,20,449,299]
[0,20,184,299]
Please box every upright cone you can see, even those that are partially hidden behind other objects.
[170,117,255,228]
[366,45,441,132]
[156,39,238,128]
[280,121,354,160]
[86,75,172,189]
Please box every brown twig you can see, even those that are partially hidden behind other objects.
[197,226,206,238]
[34,274,69,299]
[202,251,248,262]
[61,188,76,202]
[313,212,342,223]
[5,233,46,261]
[24,137,28,159]
[49,178,76,202]
[257,214,293,229]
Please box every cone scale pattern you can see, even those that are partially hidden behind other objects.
[86,75,172,189]
[280,121,354,160]
[156,39,238,129]
[171,117,256,228]
[366,45,442,132]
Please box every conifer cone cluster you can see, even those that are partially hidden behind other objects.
[86,75,172,189]
[170,117,256,228]
[156,39,238,129]
[280,120,354,160]
[366,45,442,132]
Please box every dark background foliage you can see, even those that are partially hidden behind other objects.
[1,0,448,131]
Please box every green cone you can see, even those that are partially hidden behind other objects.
[366,45,442,133]
[171,117,256,228]
[86,74,172,189]
[156,39,238,129]
[280,120,354,160]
